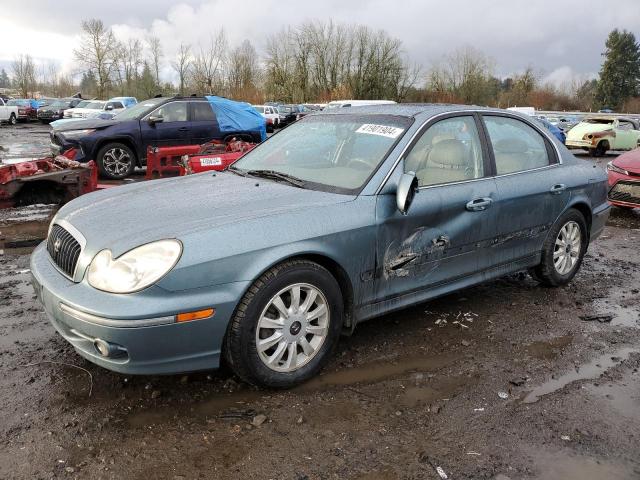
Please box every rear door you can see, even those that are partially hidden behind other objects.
[140,101,191,150]
[481,114,571,265]
[189,101,221,144]
[375,114,498,300]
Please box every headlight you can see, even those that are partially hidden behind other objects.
[607,161,628,176]
[61,129,96,139]
[87,239,182,293]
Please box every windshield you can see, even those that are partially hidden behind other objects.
[7,99,29,106]
[74,100,91,108]
[253,106,265,113]
[584,118,614,125]
[280,106,293,113]
[85,101,106,109]
[233,114,412,194]
[113,97,165,120]
[49,101,68,108]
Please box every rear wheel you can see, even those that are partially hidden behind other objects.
[224,259,343,388]
[529,209,588,287]
[97,143,136,180]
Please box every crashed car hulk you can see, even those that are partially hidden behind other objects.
[31,104,610,388]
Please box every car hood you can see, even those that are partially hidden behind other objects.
[567,122,614,139]
[54,118,120,131]
[613,147,640,173]
[55,172,355,254]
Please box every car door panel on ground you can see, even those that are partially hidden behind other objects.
[140,101,191,152]
[482,114,570,265]
[189,101,220,144]
[375,114,499,302]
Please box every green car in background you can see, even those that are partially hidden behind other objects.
[565,115,640,156]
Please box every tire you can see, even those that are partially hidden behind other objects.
[96,142,136,180]
[529,209,588,287]
[224,259,343,388]
[8,113,16,126]
[590,141,608,157]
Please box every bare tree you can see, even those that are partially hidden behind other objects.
[171,43,191,95]
[191,31,227,94]
[74,19,118,98]
[227,40,261,101]
[146,35,163,86]
[12,54,36,97]
[115,39,143,95]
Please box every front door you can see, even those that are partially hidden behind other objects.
[613,119,639,150]
[375,114,498,302]
[140,101,191,151]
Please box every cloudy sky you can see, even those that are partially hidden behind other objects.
[2,0,640,88]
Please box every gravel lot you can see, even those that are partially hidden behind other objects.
[1,122,639,480]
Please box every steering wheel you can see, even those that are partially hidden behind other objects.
[347,158,374,170]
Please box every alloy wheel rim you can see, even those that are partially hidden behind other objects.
[553,220,581,275]
[255,283,330,373]
[103,148,131,176]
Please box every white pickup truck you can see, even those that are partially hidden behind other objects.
[0,97,18,125]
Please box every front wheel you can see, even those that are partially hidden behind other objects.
[529,209,588,287]
[97,143,136,179]
[224,260,343,388]
[8,113,16,126]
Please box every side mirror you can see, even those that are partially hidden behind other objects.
[148,115,163,125]
[396,171,418,215]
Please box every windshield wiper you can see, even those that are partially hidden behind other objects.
[227,165,249,177]
[244,169,306,188]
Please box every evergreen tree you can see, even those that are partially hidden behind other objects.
[80,71,98,97]
[0,68,9,88]
[595,29,640,110]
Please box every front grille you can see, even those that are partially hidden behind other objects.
[609,181,640,205]
[47,225,82,278]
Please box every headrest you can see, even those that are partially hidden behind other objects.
[494,138,529,154]
[428,139,468,167]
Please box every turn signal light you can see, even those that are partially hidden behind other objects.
[176,308,215,323]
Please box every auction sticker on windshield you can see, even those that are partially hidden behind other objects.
[356,124,404,138]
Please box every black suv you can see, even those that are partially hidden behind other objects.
[51,96,263,179]
[38,98,82,123]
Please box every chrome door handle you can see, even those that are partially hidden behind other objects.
[550,184,566,194]
[465,197,493,211]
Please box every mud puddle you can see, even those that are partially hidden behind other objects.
[522,347,639,404]
[532,449,638,480]
[586,369,640,419]
[525,335,573,360]
[128,352,457,428]
[591,292,640,328]
[297,352,455,392]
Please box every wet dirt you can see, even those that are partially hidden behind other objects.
[0,146,640,478]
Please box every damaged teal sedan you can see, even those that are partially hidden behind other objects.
[30,105,610,388]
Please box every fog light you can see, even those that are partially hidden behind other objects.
[176,308,215,323]
[94,338,113,357]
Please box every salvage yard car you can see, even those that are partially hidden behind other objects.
[0,97,18,125]
[6,98,39,121]
[50,95,265,180]
[607,147,640,209]
[565,115,640,156]
[31,104,610,388]
[38,98,83,123]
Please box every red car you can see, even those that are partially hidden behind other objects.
[6,99,38,121]
[607,148,640,209]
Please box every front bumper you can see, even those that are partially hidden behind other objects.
[30,242,249,375]
[566,139,593,149]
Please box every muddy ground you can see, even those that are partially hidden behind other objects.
[1,123,639,480]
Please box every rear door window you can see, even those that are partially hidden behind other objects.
[483,116,553,175]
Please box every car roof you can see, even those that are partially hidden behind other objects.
[314,103,505,118]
